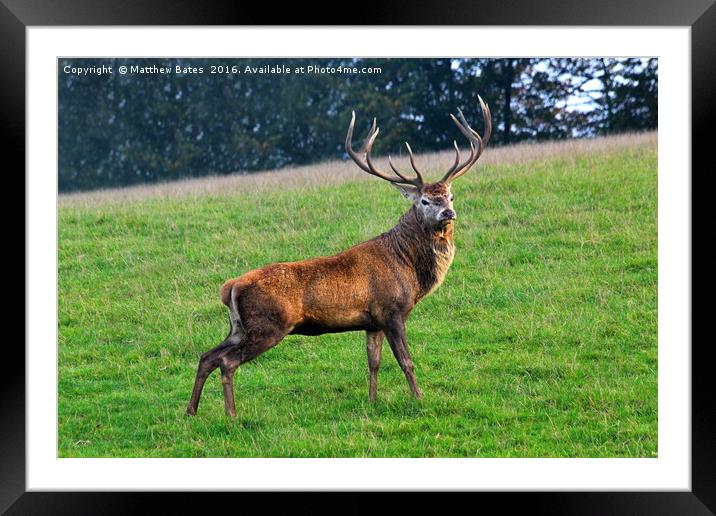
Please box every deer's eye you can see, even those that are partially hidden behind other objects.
[421,199,429,205]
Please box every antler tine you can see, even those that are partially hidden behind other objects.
[364,128,393,180]
[480,96,493,145]
[458,107,484,154]
[450,97,492,181]
[345,111,369,174]
[357,117,378,153]
[345,111,423,187]
[404,142,424,185]
[366,128,423,187]
[441,114,477,179]
[441,96,492,183]
[442,140,462,177]
[458,108,484,164]
[388,155,411,182]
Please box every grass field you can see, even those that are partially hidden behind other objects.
[58,133,658,457]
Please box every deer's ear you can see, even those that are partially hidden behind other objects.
[392,183,420,201]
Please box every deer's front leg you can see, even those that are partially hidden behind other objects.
[383,319,423,400]
[366,330,384,402]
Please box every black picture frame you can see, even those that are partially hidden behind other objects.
[5,1,711,513]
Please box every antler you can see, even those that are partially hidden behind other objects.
[345,96,491,187]
[345,112,424,188]
[441,95,492,183]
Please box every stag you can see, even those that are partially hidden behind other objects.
[187,97,492,417]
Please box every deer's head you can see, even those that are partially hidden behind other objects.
[345,97,492,231]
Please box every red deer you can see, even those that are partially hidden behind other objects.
[186,97,491,417]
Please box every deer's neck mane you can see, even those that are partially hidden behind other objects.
[384,206,456,299]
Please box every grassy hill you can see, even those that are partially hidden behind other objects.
[58,132,658,457]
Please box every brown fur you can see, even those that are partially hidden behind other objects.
[221,203,454,336]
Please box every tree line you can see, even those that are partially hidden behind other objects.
[58,58,657,192]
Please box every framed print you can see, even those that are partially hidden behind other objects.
[6,0,713,513]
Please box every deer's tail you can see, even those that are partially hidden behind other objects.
[221,280,246,338]
[220,280,235,306]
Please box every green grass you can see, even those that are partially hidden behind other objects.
[58,142,657,457]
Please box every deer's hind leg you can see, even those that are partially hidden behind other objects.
[186,301,247,417]
[187,326,287,418]
[217,326,288,417]
[186,333,239,416]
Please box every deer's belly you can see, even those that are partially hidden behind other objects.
[290,320,378,336]
[295,307,375,335]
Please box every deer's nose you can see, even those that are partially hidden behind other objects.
[441,209,456,220]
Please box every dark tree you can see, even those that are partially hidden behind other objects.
[58,57,658,192]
